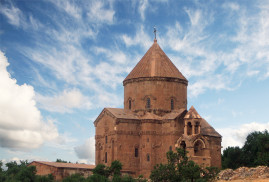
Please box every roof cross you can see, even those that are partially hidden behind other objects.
[154,26,157,40]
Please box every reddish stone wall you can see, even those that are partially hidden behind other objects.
[29,162,57,176]
[95,113,117,165]
[124,79,187,112]
[29,162,93,181]
[208,136,222,168]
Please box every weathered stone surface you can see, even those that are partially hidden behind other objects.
[218,166,269,180]
[94,39,222,178]
[28,161,95,181]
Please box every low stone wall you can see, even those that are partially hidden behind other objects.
[218,166,269,181]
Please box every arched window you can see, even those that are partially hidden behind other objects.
[187,122,192,135]
[194,140,205,156]
[146,98,151,109]
[171,99,174,110]
[147,154,150,161]
[135,148,139,157]
[180,141,186,151]
[105,152,107,163]
[169,146,172,151]
[129,99,132,110]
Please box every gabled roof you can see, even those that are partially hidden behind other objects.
[200,119,222,137]
[184,106,201,119]
[94,108,186,126]
[29,161,95,169]
[124,40,187,82]
[184,106,221,137]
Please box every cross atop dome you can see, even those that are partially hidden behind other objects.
[154,26,157,42]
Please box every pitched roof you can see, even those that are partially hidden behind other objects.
[29,161,95,170]
[200,119,222,137]
[106,108,139,120]
[124,40,187,82]
[184,106,202,119]
[94,108,186,125]
[184,106,221,137]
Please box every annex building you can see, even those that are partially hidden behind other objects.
[94,38,222,178]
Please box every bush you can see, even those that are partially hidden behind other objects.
[150,148,219,182]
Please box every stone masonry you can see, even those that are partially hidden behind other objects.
[94,38,222,178]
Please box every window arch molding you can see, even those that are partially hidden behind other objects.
[193,139,206,148]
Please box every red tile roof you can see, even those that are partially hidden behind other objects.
[184,106,201,119]
[29,161,95,169]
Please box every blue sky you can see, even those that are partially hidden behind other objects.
[0,0,269,165]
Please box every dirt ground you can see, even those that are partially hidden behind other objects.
[217,179,269,182]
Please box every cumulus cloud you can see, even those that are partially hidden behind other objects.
[36,89,92,113]
[218,122,269,150]
[74,137,95,164]
[0,51,59,150]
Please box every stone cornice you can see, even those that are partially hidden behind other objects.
[123,77,188,86]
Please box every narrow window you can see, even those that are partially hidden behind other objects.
[195,122,199,134]
[129,99,131,110]
[146,98,151,109]
[171,99,174,110]
[169,146,172,151]
[147,154,150,161]
[147,138,149,142]
[187,122,192,135]
[135,148,139,157]
[105,152,107,163]
[105,136,107,144]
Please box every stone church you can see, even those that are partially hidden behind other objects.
[94,37,222,178]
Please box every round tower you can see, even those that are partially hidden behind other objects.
[123,39,188,114]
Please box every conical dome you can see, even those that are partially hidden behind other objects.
[123,40,187,84]
[123,39,188,112]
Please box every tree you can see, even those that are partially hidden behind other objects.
[62,173,86,182]
[110,160,122,176]
[1,160,55,182]
[222,130,269,169]
[222,146,244,169]
[150,148,219,182]
[56,159,68,163]
[92,163,110,178]
[242,130,269,167]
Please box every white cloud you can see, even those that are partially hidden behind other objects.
[74,137,95,164]
[222,2,240,11]
[50,0,82,19]
[0,2,42,30]
[218,122,269,150]
[36,89,92,113]
[121,25,152,50]
[0,2,22,27]
[87,0,115,24]
[139,0,148,21]
[0,51,59,150]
